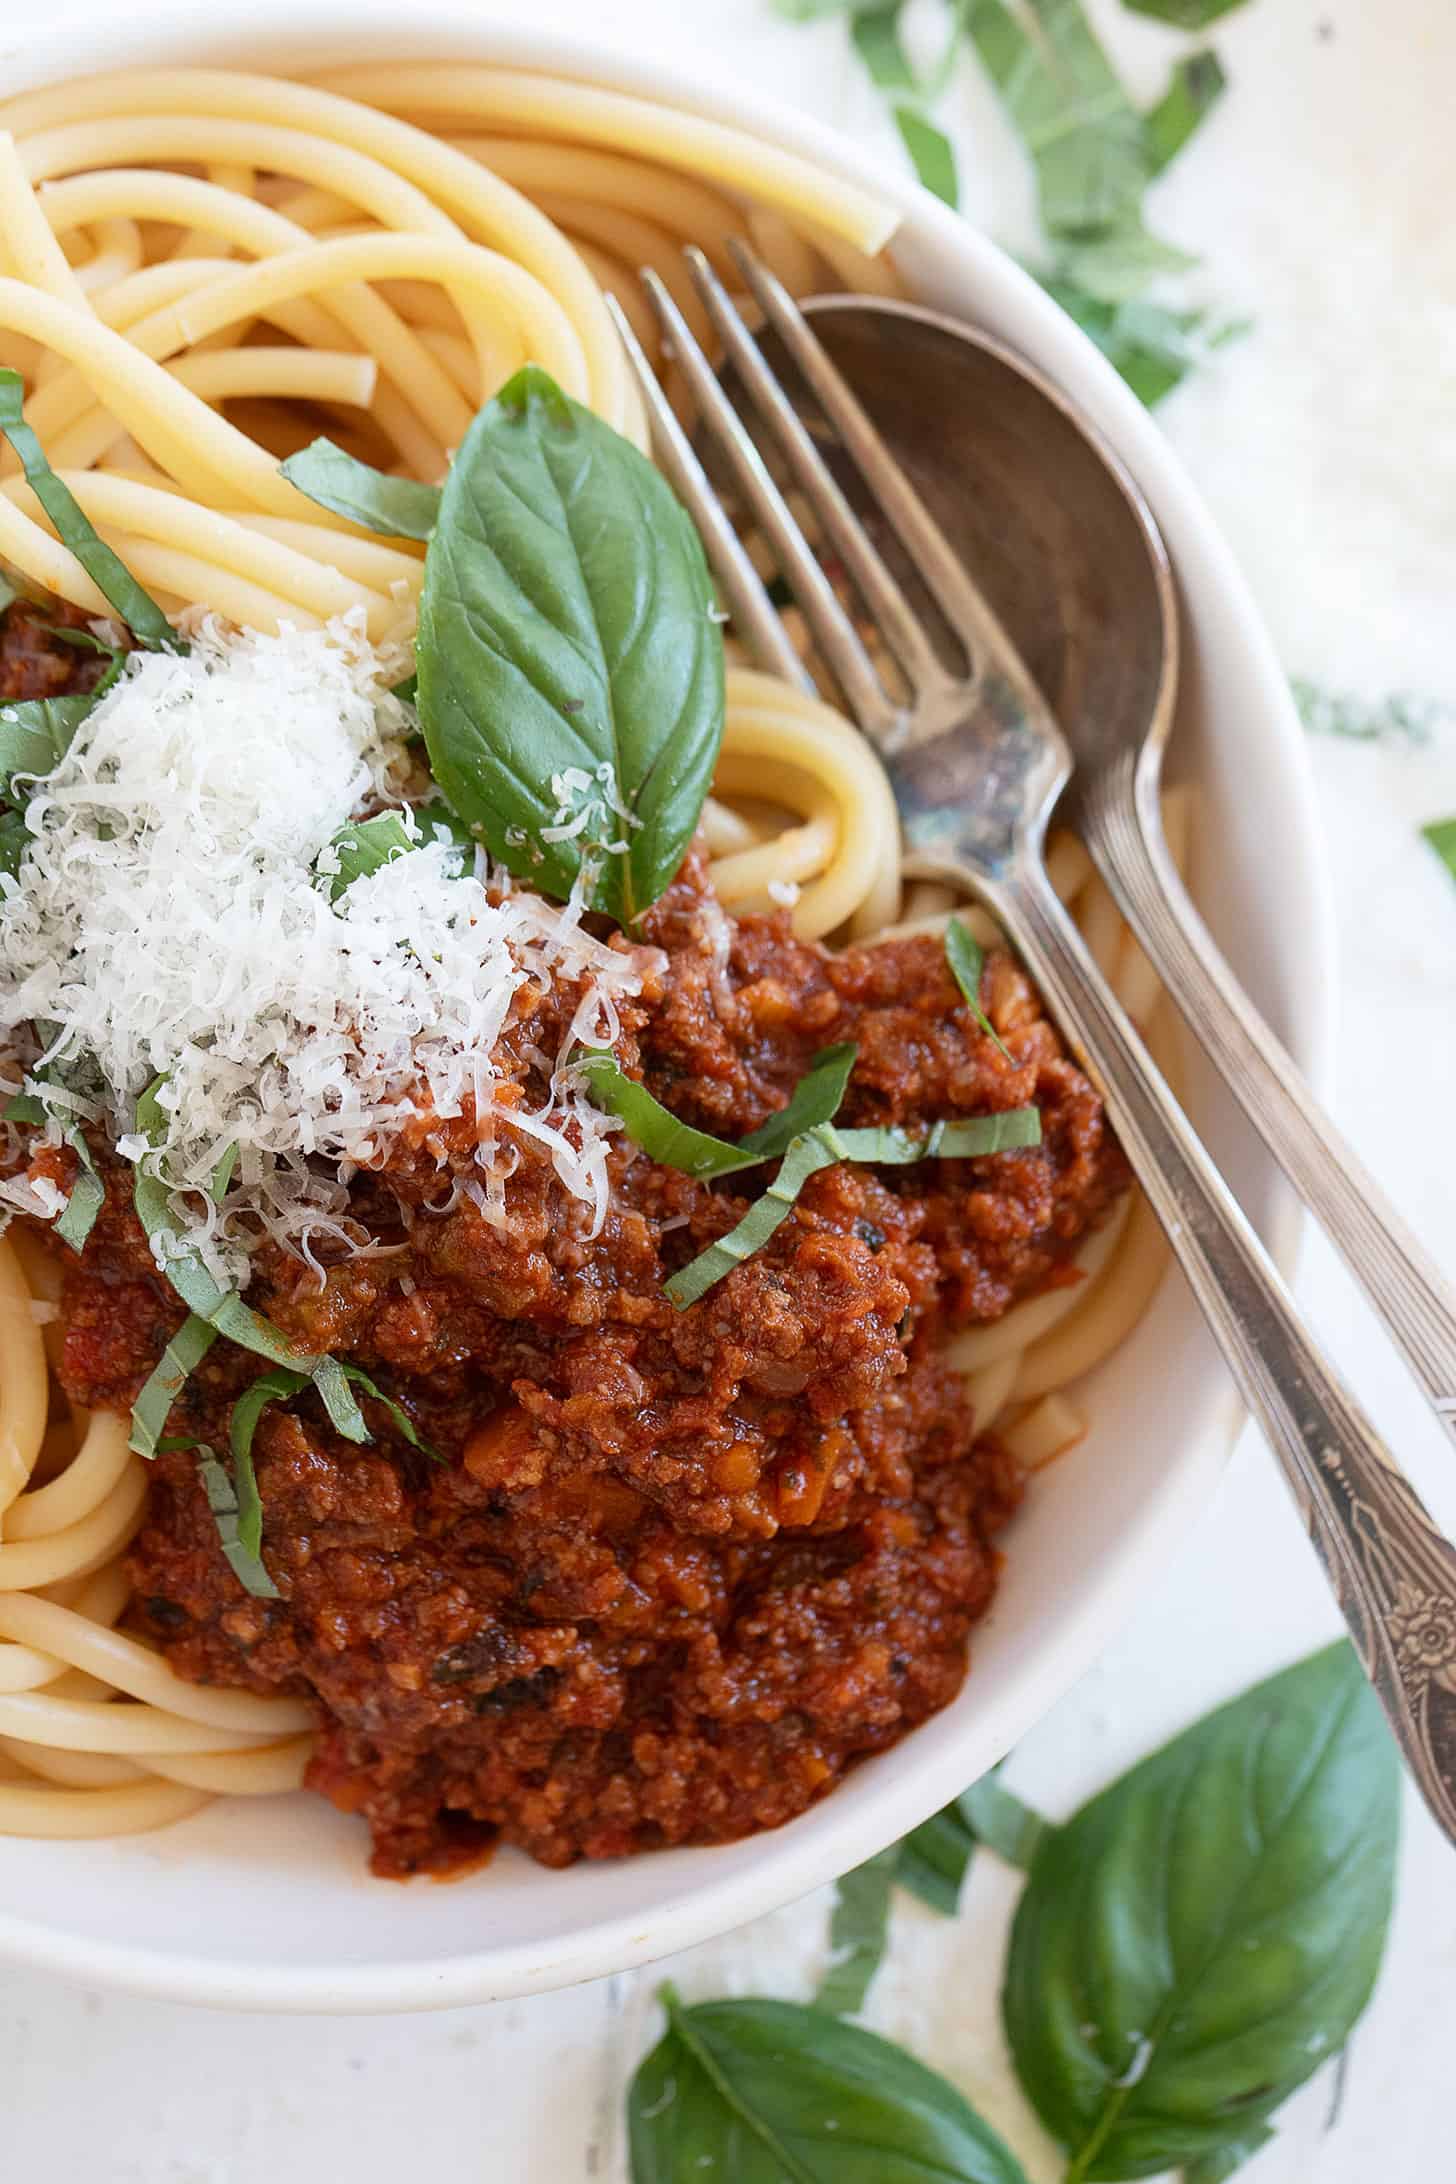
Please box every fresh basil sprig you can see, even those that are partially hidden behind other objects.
[280,437,440,541]
[629,1986,1030,2184]
[0,370,177,651]
[414,366,724,924]
[1004,1641,1399,2181]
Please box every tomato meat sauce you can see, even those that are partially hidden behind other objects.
[5,609,1128,1878]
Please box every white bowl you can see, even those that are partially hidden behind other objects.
[0,0,1336,2011]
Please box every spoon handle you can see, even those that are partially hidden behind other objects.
[988,855,1456,1848]
[1083,758,1456,1445]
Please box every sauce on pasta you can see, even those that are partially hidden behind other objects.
[0,62,1176,1864]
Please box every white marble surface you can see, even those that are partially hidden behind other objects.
[4,0,1455,2177]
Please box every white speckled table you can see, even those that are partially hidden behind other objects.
[3,1,1454,2177]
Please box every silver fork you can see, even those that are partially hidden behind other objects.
[605,244,1456,1846]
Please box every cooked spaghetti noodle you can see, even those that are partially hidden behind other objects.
[0,63,1180,1857]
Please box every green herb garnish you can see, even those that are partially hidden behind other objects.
[815,1842,903,2017]
[579,1042,858,1177]
[194,1444,279,1600]
[629,1984,1031,2183]
[414,366,724,924]
[319,802,474,901]
[1004,1642,1398,2180]
[1144,48,1228,173]
[1422,817,1456,887]
[665,1110,1042,1307]
[129,1312,219,1459]
[1124,0,1248,25]
[4,1087,105,1252]
[280,437,441,540]
[0,370,176,652]
[944,918,1013,1060]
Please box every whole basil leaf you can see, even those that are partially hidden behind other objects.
[629,1987,1030,2183]
[1004,1641,1399,2182]
[416,365,724,924]
[280,437,440,541]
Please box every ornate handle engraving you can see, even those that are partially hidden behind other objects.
[983,855,1456,1848]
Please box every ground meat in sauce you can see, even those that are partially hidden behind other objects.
[4,604,1128,1878]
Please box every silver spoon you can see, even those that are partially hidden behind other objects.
[608,247,1456,1844]
[774,291,1456,1454]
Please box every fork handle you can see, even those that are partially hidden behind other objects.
[1084,762,1456,1443]
[988,857,1456,1845]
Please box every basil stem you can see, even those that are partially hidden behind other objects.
[0,370,177,651]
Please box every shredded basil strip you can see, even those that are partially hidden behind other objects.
[0,371,177,651]
[195,1444,279,1600]
[665,1107,1041,1308]
[944,918,1013,1062]
[280,437,441,541]
[209,1142,238,1203]
[4,1088,104,1252]
[131,1078,341,1393]
[339,1361,437,1457]
[578,1042,857,1178]
[129,1313,220,1458]
[895,1800,979,1916]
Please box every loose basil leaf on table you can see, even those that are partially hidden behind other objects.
[1143,50,1228,176]
[629,1987,1030,2184]
[958,1771,1046,1871]
[0,369,178,652]
[1122,0,1248,28]
[895,1797,980,1914]
[281,437,441,541]
[1421,816,1456,887]
[1003,1641,1399,2182]
[815,1843,900,2016]
[415,364,724,924]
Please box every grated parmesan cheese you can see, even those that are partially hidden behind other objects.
[0,616,642,1282]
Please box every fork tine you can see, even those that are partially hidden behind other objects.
[682,246,955,710]
[637,270,900,740]
[602,294,808,693]
[727,241,1035,679]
